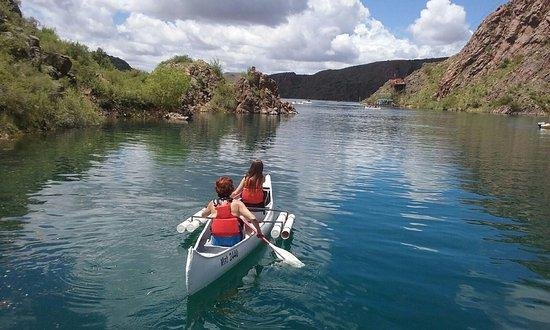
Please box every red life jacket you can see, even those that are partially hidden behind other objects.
[242,187,264,204]
[211,200,241,237]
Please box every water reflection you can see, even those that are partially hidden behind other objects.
[415,113,549,270]
[0,104,549,328]
[0,128,122,222]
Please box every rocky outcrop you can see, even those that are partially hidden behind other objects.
[180,60,224,116]
[437,0,549,99]
[5,0,21,17]
[234,67,296,115]
[368,0,549,115]
[22,35,73,80]
[43,52,72,77]
[164,112,188,123]
[270,58,446,102]
[91,48,132,71]
[106,54,132,71]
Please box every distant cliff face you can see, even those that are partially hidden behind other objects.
[437,0,549,99]
[270,58,446,102]
[369,0,549,115]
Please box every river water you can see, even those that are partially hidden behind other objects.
[1,101,549,328]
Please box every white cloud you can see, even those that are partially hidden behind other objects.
[409,0,472,47]
[20,0,472,74]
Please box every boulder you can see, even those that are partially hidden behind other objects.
[43,53,72,76]
[6,0,22,17]
[27,35,40,48]
[164,112,189,123]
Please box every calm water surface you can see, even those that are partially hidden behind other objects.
[1,102,549,328]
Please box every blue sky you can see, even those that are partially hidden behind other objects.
[21,0,510,73]
[364,0,507,37]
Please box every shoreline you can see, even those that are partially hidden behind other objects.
[0,110,296,146]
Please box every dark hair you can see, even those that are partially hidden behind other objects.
[245,159,263,188]
[215,176,234,198]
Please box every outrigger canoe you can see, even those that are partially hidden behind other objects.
[186,174,275,295]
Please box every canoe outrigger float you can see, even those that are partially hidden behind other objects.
[184,174,301,295]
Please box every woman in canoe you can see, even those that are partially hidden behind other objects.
[201,176,264,247]
[231,159,265,207]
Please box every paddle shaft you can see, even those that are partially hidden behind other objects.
[240,219,285,259]
[190,215,283,223]
[248,207,290,213]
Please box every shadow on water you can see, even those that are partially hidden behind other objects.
[185,245,269,329]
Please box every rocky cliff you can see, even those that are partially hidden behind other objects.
[177,63,295,117]
[234,67,296,115]
[368,0,549,114]
[270,58,446,102]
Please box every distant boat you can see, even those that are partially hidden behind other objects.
[538,122,550,129]
[364,105,381,110]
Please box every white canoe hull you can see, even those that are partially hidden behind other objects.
[186,174,275,295]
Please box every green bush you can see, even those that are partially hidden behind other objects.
[210,81,237,112]
[1,5,227,138]
[499,58,510,69]
[0,55,56,130]
[160,55,193,66]
[495,95,513,106]
[54,89,102,128]
[144,65,191,110]
[209,59,223,77]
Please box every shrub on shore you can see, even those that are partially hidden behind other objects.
[144,65,191,110]
[0,1,246,140]
[209,81,237,112]
[0,2,201,139]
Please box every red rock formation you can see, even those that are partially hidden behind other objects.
[234,67,296,115]
[437,0,549,99]
[180,60,224,115]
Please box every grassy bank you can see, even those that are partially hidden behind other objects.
[0,2,239,140]
[367,53,549,115]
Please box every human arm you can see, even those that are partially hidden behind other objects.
[231,177,245,198]
[237,201,264,237]
[201,201,214,218]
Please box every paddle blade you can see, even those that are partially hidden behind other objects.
[268,242,305,268]
[176,222,187,233]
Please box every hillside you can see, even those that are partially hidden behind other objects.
[270,58,446,102]
[0,0,293,140]
[368,0,549,115]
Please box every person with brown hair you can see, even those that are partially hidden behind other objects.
[201,176,263,247]
[231,160,265,207]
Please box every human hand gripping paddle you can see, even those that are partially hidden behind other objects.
[241,218,305,268]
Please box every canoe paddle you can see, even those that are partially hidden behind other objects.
[241,219,305,268]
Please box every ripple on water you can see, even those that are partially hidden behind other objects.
[1,104,549,328]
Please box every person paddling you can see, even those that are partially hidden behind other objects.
[202,176,264,247]
[231,159,265,207]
